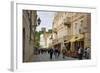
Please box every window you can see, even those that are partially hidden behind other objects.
[75,23,77,29]
[80,20,83,27]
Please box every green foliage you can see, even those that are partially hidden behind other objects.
[34,31,43,48]
[34,29,52,48]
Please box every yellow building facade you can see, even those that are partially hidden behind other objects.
[52,12,91,52]
[70,12,91,51]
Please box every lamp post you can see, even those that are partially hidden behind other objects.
[32,17,41,34]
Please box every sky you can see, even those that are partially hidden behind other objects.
[36,11,55,32]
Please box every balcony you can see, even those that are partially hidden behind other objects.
[53,28,57,34]
[52,39,58,45]
[79,27,87,34]
[64,18,71,28]
[63,35,71,40]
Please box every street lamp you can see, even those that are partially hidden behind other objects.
[37,17,41,26]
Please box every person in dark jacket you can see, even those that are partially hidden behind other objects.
[49,48,54,60]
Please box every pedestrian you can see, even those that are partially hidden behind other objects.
[86,47,91,59]
[54,48,58,59]
[57,49,60,57]
[62,48,66,59]
[48,48,50,54]
[49,48,54,60]
[84,48,87,59]
[38,49,40,54]
[78,46,84,60]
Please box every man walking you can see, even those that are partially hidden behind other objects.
[78,46,84,60]
[54,48,58,59]
[62,48,66,59]
[49,48,54,60]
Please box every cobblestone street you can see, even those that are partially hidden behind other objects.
[32,52,78,62]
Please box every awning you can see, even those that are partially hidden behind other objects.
[64,39,70,43]
[69,36,76,42]
[70,34,84,42]
[64,41,70,43]
[76,34,84,41]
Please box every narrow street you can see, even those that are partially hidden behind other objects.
[23,10,91,62]
[32,52,78,62]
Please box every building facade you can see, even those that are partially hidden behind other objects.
[40,34,46,48]
[40,29,52,48]
[23,10,37,62]
[46,33,52,48]
[52,12,72,51]
[52,12,91,54]
[70,12,91,52]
